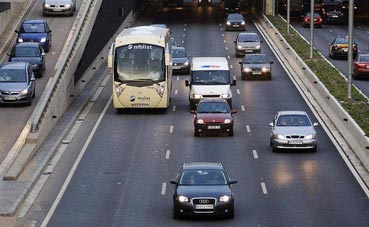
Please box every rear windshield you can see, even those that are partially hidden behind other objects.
[15,46,40,57]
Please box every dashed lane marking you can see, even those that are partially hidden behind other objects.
[237,89,240,95]
[170,125,174,133]
[246,125,251,133]
[177,76,179,81]
[175,89,178,95]
[241,105,245,111]
[172,105,176,112]
[261,182,268,194]
[166,150,171,160]
[253,150,258,159]
[161,183,167,195]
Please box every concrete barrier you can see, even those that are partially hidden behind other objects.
[254,15,369,173]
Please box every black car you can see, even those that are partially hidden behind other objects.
[239,54,273,80]
[170,162,237,219]
[0,62,36,106]
[325,8,344,24]
[172,47,191,74]
[225,13,246,31]
[8,42,45,78]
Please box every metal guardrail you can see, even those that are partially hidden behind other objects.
[31,0,95,133]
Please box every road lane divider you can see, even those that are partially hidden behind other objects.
[161,183,167,195]
[252,150,258,159]
[261,182,268,195]
[166,150,171,160]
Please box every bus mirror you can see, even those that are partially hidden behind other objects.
[232,79,236,86]
[185,80,190,87]
[165,52,171,66]
[108,43,114,69]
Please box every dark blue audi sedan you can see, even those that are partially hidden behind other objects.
[15,19,52,52]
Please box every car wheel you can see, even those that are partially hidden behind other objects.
[194,129,200,137]
[173,208,180,219]
[228,128,234,137]
[272,145,278,152]
[266,74,271,80]
[311,146,317,152]
[241,73,246,80]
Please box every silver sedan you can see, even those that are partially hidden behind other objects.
[269,111,318,152]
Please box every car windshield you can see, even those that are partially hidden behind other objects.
[171,38,177,47]
[335,38,348,44]
[15,46,40,57]
[191,70,230,85]
[276,114,312,127]
[243,55,268,64]
[179,170,227,185]
[0,69,26,82]
[20,23,46,33]
[359,56,369,62]
[238,34,259,42]
[197,102,230,113]
[172,48,186,58]
[228,14,242,20]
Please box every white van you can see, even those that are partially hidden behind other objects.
[185,57,236,109]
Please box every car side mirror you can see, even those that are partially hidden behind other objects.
[233,40,236,44]
[239,61,242,65]
[260,40,263,43]
[232,79,236,86]
[270,61,274,64]
[170,180,178,185]
[185,80,190,87]
[229,179,238,184]
[7,53,10,56]
[15,30,19,33]
[313,122,318,127]
[231,110,237,114]
[269,122,274,127]
[48,30,52,33]
[190,110,196,114]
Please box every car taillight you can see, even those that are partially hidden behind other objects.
[333,45,338,50]
[353,46,358,51]
[305,18,309,22]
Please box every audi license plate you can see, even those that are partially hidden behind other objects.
[253,71,262,75]
[208,125,221,129]
[289,140,303,145]
[195,204,214,209]
[233,25,239,27]
[3,96,17,101]
[173,66,180,70]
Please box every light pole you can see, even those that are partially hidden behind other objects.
[309,0,314,59]
[287,0,290,34]
[347,0,354,100]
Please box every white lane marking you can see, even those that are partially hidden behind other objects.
[78,102,94,121]
[183,34,186,37]
[224,40,226,43]
[246,125,251,133]
[241,105,245,111]
[219,23,222,26]
[100,73,111,87]
[175,89,178,95]
[329,29,333,33]
[161,183,167,195]
[227,56,231,60]
[230,65,233,69]
[172,105,176,112]
[253,150,258,159]
[91,86,104,102]
[237,89,240,95]
[366,31,369,34]
[182,40,185,44]
[184,28,186,32]
[184,24,187,27]
[166,150,171,160]
[40,96,113,227]
[233,76,236,81]
[62,121,83,144]
[261,182,268,194]
[177,76,179,81]
[222,33,225,36]
[225,47,228,51]
[170,125,174,133]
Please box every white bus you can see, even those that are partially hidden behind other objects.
[108,26,172,111]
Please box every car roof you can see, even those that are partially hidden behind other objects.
[183,162,223,170]
[199,98,228,103]
[22,19,46,24]
[191,57,229,71]
[238,32,258,36]
[172,46,185,51]
[15,42,40,48]
[0,62,27,70]
[278,111,308,116]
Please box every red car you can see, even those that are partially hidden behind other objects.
[302,12,323,28]
[353,54,369,79]
[191,98,237,137]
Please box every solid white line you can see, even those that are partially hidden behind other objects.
[261,182,268,194]
[40,96,113,227]
[175,89,178,95]
[170,125,174,133]
[172,105,176,112]
[253,150,258,159]
[166,150,170,160]
[246,125,251,133]
[241,105,245,111]
[161,183,167,195]
[237,89,240,95]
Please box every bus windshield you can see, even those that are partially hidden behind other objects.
[191,70,230,85]
[115,44,165,82]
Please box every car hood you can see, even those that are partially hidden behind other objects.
[0,83,28,92]
[19,33,46,41]
[10,57,41,64]
[177,185,231,198]
[172,57,189,64]
[191,85,231,95]
[237,41,260,48]
[196,113,232,123]
[274,126,316,136]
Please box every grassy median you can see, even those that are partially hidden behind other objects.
[266,15,369,136]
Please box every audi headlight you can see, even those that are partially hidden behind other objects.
[224,119,231,124]
[20,88,28,95]
[237,45,243,49]
[241,21,245,25]
[305,134,315,140]
[178,196,189,203]
[40,37,46,43]
[197,119,204,124]
[115,85,124,97]
[18,37,23,43]
[261,67,270,72]
[219,195,231,202]
[65,4,72,9]
[44,4,51,7]
[184,61,189,66]
[226,21,231,25]
[255,45,261,50]
[155,86,165,97]
[243,68,252,73]
[191,93,202,99]
[221,93,231,98]
[276,134,286,139]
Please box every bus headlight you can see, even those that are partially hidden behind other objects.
[115,85,124,97]
[191,93,202,99]
[156,86,165,97]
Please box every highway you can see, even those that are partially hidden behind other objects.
[0,0,80,162]
[12,1,369,226]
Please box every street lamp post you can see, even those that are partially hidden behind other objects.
[348,0,354,100]
[309,0,314,59]
[287,0,290,34]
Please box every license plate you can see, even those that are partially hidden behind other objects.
[3,96,17,101]
[289,140,303,145]
[208,125,221,129]
[173,66,180,69]
[233,25,239,27]
[195,204,213,209]
[253,71,262,75]
[245,50,253,52]
[53,9,63,12]
[343,48,348,52]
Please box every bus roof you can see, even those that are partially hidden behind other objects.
[191,57,229,71]
[115,26,170,47]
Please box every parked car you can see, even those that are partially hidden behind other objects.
[0,62,36,106]
[301,12,323,28]
[269,111,318,152]
[191,98,236,137]
[234,32,261,57]
[15,19,52,52]
[8,42,45,78]
[352,54,369,79]
[43,0,76,17]
[172,46,191,74]
[225,13,246,31]
[239,54,273,80]
[329,36,358,59]
[170,162,237,219]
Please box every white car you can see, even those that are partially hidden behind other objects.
[43,0,76,17]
